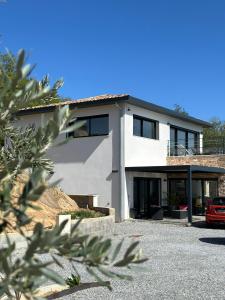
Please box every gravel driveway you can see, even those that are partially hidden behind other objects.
[17,220,225,299]
[103,220,225,300]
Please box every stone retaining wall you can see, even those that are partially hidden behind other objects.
[57,206,115,236]
[167,155,225,195]
[71,214,115,236]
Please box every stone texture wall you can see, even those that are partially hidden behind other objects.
[71,215,115,236]
[167,155,225,196]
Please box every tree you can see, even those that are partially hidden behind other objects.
[203,117,225,153]
[203,117,225,140]
[0,50,147,300]
[0,51,62,108]
[173,104,189,116]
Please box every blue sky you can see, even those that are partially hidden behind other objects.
[0,0,225,120]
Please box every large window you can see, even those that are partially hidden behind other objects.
[133,115,158,139]
[168,178,218,215]
[170,126,199,155]
[68,114,109,138]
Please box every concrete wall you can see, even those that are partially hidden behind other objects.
[71,215,115,235]
[167,155,225,196]
[16,104,121,220]
[57,207,115,236]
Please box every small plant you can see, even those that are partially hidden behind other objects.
[60,209,105,219]
[65,274,81,287]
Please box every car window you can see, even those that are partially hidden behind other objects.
[213,198,225,205]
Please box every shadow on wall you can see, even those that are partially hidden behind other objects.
[49,135,108,164]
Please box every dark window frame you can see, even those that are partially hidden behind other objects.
[68,114,109,138]
[133,115,158,140]
[170,125,199,155]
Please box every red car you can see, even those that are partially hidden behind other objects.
[206,197,225,225]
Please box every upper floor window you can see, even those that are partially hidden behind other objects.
[133,115,158,139]
[68,114,109,138]
[170,126,199,156]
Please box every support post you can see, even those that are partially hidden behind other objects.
[187,167,192,224]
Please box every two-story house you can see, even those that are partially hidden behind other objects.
[17,94,225,223]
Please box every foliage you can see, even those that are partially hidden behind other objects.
[173,103,225,151]
[65,274,81,287]
[0,50,147,300]
[173,104,189,116]
[60,209,105,219]
[203,117,225,141]
[0,51,63,108]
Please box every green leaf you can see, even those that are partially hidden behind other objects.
[124,241,139,258]
[112,239,124,262]
[41,268,65,285]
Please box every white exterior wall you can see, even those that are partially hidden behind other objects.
[123,103,204,218]
[16,105,121,220]
[124,103,203,167]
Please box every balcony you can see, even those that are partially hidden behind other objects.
[167,137,225,157]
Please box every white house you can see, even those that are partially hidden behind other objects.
[17,94,225,222]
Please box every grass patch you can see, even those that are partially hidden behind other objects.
[59,209,105,219]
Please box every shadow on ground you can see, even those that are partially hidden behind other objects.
[193,221,225,230]
[199,237,225,245]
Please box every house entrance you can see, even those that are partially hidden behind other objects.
[133,177,161,218]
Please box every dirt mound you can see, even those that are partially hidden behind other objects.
[7,173,79,232]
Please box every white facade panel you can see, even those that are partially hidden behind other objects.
[16,105,121,220]
[124,103,203,167]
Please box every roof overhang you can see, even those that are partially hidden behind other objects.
[125,165,225,174]
[16,93,211,128]
[16,95,129,116]
[127,97,211,128]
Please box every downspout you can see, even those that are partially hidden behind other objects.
[115,102,126,222]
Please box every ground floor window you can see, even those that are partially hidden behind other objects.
[168,178,218,215]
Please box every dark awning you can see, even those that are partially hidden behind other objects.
[125,165,225,174]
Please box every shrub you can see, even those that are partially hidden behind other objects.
[60,209,105,219]
[0,50,147,300]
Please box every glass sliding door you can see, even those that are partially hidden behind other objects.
[169,126,199,156]
[133,178,161,218]
[170,127,176,156]
[192,180,203,215]
[188,132,195,153]
[168,180,186,207]
[177,130,186,156]
[168,178,218,215]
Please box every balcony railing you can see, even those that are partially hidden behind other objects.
[167,138,225,156]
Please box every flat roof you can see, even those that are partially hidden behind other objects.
[17,93,211,128]
[126,165,225,174]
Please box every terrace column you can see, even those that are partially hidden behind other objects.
[187,166,193,224]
